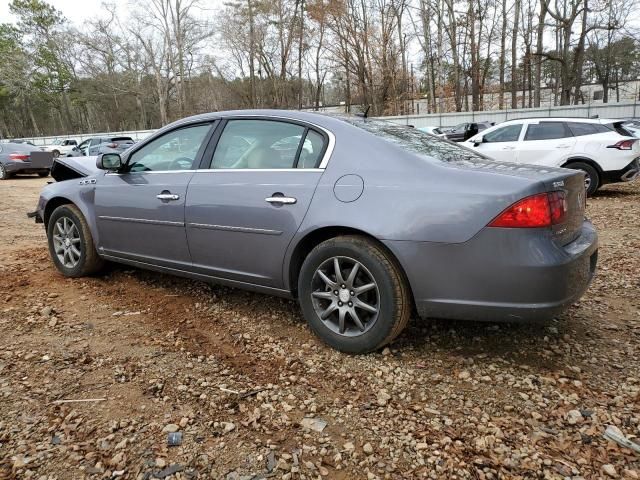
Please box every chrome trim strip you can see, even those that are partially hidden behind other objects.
[194,168,323,173]
[98,216,184,227]
[188,222,282,236]
[106,170,196,175]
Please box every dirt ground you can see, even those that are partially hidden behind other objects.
[0,176,639,480]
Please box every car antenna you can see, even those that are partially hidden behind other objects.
[355,105,370,118]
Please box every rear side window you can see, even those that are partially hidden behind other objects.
[210,120,325,169]
[524,122,572,141]
[483,124,522,143]
[566,122,602,136]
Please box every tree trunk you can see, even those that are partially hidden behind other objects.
[511,0,520,109]
[534,0,547,107]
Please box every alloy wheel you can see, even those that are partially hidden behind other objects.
[0,164,6,180]
[52,216,82,268]
[310,256,380,337]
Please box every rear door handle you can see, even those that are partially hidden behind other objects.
[157,193,180,201]
[266,196,297,205]
[501,146,516,150]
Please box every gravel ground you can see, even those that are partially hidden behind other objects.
[0,176,639,480]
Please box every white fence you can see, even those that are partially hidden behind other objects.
[382,101,640,128]
[3,101,639,145]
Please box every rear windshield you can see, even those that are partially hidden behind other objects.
[109,137,134,142]
[342,118,483,163]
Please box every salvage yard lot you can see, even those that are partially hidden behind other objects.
[0,177,639,479]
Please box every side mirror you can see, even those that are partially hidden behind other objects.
[473,136,484,146]
[97,153,122,170]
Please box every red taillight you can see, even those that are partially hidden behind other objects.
[9,153,29,161]
[607,139,637,150]
[489,192,567,228]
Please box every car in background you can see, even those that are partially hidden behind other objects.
[73,136,135,156]
[466,117,640,195]
[32,110,597,353]
[444,121,493,142]
[41,139,78,158]
[8,139,37,146]
[621,119,640,137]
[417,126,448,139]
[0,142,51,179]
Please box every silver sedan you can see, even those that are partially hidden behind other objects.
[30,110,598,353]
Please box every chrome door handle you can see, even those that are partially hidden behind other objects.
[556,144,571,149]
[501,146,516,150]
[157,193,180,201]
[265,196,297,205]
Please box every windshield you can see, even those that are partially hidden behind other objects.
[341,117,484,163]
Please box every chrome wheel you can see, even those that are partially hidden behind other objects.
[52,216,82,268]
[584,175,591,190]
[52,150,60,158]
[0,163,7,180]
[310,256,380,337]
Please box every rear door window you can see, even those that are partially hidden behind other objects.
[483,124,522,143]
[524,122,572,141]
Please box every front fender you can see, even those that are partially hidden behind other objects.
[37,178,101,248]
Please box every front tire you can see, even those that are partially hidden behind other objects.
[47,204,104,277]
[298,235,411,353]
[567,161,600,196]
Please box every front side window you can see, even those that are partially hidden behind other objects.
[524,122,572,141]
[127,124,211,172]
[210,120,325,169]
[483,124,522,143]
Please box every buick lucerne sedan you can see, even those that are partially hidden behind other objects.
[30,110,598,353]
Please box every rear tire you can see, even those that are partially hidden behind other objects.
[0,163,11,180]
[567,161,599,196]
[47,204,104,277]
[38,171,49,178]
[298,235,411,354]
[52,150,60,158]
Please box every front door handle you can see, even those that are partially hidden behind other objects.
[266,196,297,205]
[556,144,571,149]
[501,146,516,150]
[157,193,180,201]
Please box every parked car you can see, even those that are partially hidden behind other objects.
[0,142,51,179]
[41,139,78,158]
[444,121,493,142]
[73,136,135,156]
[466,117,640,195]
[31,111,598,353]
[8,139,37,146]
[417,126,448,139]
[621,119,640,137]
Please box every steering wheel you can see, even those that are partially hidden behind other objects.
[169,157,194,170]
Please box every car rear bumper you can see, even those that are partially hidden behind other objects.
[3,161,49,174]
[602,158,639,184]
[384,221,598,322]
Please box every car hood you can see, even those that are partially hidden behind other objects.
[51,156,100,181]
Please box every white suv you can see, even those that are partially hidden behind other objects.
[466,118,640,195]
[40,139,78,158]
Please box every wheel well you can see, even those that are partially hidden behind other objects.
[561,157,603,175]
[43,197,73,226]
[288,226,415,305]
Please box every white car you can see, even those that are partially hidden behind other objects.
[417,126,448,139]
[622,120,640,137]
[40,139,78,158]
[466,118,640,195]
